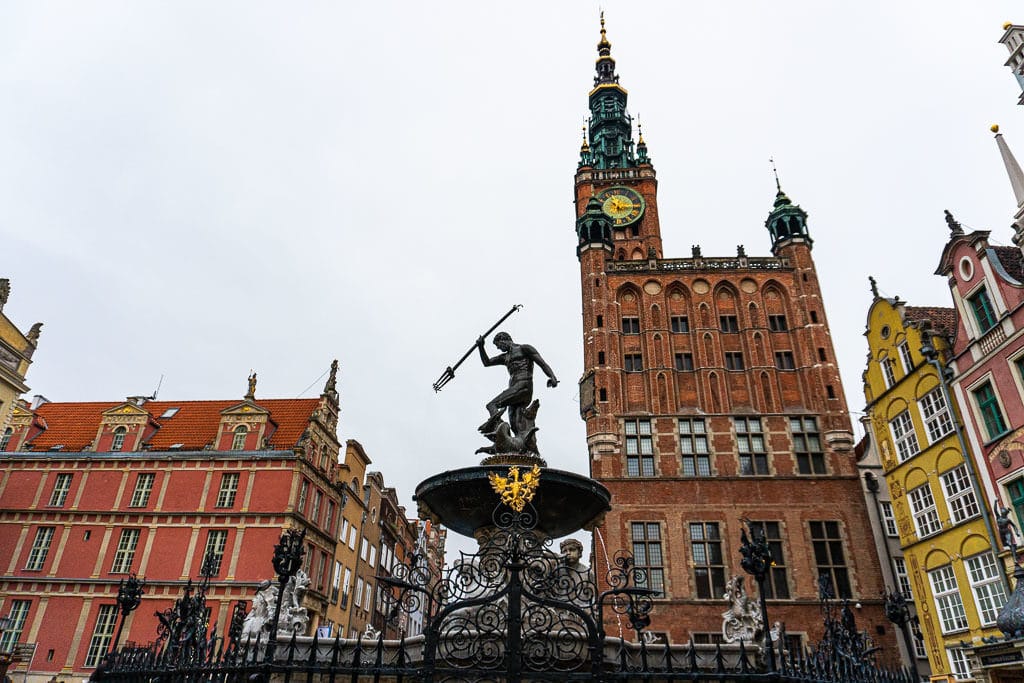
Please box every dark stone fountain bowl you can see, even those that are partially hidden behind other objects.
[414,465,611,540]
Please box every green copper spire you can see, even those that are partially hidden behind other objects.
[585,13,641,170]
[765,161,812,251]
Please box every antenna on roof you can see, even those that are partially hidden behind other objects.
[150,374,164,400]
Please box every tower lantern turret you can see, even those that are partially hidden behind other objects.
[576,196,613,258]
[765,174,812,253]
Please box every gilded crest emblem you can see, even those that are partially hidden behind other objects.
[488,464,542,512]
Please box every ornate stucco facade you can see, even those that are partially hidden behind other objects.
[863,294,1005,678]
[0,278,40,436]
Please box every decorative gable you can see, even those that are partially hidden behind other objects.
[216,401,272,451]
[95,403,154,453]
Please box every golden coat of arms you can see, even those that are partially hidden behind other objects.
[488,464,542,512]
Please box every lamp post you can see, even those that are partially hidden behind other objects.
[0,614,14,683]
[111,574,146,654]
[883,587,920,681]
[739,519,776,672]
[266,527,306,663]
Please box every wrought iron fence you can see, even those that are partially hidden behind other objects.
[92,503,914,683]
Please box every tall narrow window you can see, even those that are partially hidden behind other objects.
[880,501,898,537]
[203,530,229,576]
[881,358,896,389]
[689,522,725,599]
[898,341,914,374]
[809,521,851,599]
[893,557,912,598]
[791,417,825,474]
[670,316,690,333]
[110,528,141,574]
[928,565,968,633]
[231,425,248,451]
[1010,478,1024,531]
[631,522,665,597]
[129,473,155,507]
[940,465,980,523]
[110,426,127,452]
[298,480,309,514]
[965,552,1008,626]
[312,490,323,523]
[919,387,954,443]
[624,419,654,477]
[355,577,364,608]
[889,410,920,462]
[342,568,352,608]
[216,472,240,508]
[968,287,998,333]
[973,382,1008,441]
[908,484,942,538]
[0,427,13,451]
[49,473,73,507]
[746,521,789,598]
[720,315,739,333]
[679,418,710,476]
[331,561,342,603]
[734,417,768,475]
[25,526,55,570]
[0,600,30,651]
[84,605,118,667]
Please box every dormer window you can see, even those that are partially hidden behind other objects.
[111,427,127,452]
[231,425,248,451]
[968,287,998,334]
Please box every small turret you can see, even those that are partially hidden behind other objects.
[765,162,812,253]
[576,196,613,258]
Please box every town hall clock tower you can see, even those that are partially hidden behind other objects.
[574,17,892,649]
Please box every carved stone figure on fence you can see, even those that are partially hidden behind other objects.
[241,570,311,639]
[721,574,763,643]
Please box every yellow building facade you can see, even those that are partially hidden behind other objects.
[864,294,1008,680]
[0,279,39,435]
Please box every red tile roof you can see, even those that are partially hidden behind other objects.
[993,246,1024,283]
[26,398,319,452]
[904,306,956,336]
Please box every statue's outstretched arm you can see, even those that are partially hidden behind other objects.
[524,345,559,387]
[477,336,500,367]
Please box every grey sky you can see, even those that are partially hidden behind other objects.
[2,2,1022,561]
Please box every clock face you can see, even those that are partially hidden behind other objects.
[596,186,645,227]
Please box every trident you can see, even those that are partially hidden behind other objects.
[432,304,522,392]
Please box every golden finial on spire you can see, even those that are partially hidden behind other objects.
[1005,22,1013,30]
[580,123,590,150]
[637,118,645,145]
[992,124,1001,134]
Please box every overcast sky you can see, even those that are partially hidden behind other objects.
[2,2,1023,561]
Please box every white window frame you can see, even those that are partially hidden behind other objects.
[110,528,141,574]
[889,410,920,463]
[129,473,155,507]
[881,356,896,389]
[355,577,364,608]
[204,529,228,575]
[231,424,248,451]
[880,501,898,537]
[947,647,972,680]
[49,473,73,507]
[111,426,127,452]
[0,600,30,651]
[84,604,118,667]
[928,565,968,633]
[25,526,55,570]
[215,473,240,508]
[919,387,954,443]
[907,484,942,538]
[893,557,912,598]
[898,340,914,374]
[965,552,1008,626]
[940,465,980,524]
